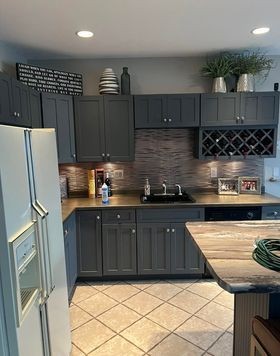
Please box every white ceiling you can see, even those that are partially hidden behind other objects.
[0,0,280,59]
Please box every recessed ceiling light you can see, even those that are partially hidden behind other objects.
[251,27,270,35]
[76,30,94,38]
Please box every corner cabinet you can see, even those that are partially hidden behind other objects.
[41,93,76,163]
[201,92,279,126]
[134,94,200,128]
[74,95,134,162]
[76,210,102,277]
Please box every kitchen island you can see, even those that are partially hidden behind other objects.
[185,220,280,356]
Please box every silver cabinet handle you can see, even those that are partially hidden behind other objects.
[166,228,170,233]
[168,118,172,122]
[117,214,121,219]
[96,215,100,220]
[72,153,76,158]
[171,228,175,233]
[132,229,136,234]
[241,116,245,123]
[17,112,20,117]
[163,118,167,122]
[14,111,17,117]
[273,211,279,217]
[107,153,110,157]
[236,116,240,123]
[64,229,68,236]
[102,153,105,158]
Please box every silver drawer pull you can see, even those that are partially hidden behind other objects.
[132,229,136,234]
[166,228,170,233]
[96,215,100,220]
[171,228,175,233]
[117,214,121,219]
[163,118,167,122]
[273,211,279,216]
[168,118,172,122]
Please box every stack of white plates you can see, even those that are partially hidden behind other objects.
[99,68,120,95]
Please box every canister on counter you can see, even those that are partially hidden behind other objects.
[88,170,96,198]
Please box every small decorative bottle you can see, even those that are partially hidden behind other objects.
[102,182,109,204]
[144,178,151,196]
[105,172,112,197]
[121,67,130,95]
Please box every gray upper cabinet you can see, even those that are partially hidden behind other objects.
[0,72,13,125]
[76,210,102,277]
[12,78,31,127]
[42,93,76,163]
[29,89,42,128]
[201,92,279,127]
[74,95,134,162]
[134,94,200,128]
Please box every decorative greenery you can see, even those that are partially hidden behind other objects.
[201,55,234,78]
[231,50,273,76]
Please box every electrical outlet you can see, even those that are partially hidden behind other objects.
[210,167,218,178]
[273,167,280,177]
[114,169,124,179]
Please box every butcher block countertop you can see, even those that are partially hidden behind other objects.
[186,220,280,294]
[61,193,280,221]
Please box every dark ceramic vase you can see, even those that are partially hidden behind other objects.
[121,67,130,94]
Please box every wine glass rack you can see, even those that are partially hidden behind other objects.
[199,127,277,159]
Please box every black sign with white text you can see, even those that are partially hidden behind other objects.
[16,63,83,95]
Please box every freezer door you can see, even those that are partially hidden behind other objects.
[29,128,71,356]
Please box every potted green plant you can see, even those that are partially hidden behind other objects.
[201,55,234,93]
[232,50,273,92]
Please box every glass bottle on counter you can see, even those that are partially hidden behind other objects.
[144,178,151,196]
[105,172,112,197]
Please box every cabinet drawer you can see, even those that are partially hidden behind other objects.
[136,208,204,222]
[102,209,135,223]
[262,206,280,220]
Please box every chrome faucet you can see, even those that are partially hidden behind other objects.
[175,184,182,195]
[162,180,167,195]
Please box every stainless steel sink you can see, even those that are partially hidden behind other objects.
[140,193,195,204]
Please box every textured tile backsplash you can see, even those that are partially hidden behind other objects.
[59,129,264,197]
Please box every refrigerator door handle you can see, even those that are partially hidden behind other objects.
[36,200,49,216]
[41,213,55,294]
[40,303,51,356]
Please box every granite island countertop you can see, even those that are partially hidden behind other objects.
[61,193,280,221]
[186,220,280,294]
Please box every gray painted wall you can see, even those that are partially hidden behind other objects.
[0,42,27,77]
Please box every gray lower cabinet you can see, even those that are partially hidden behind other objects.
[76,210,102,277]
[102,223,137,275]
[201,92,279,126]
[262,205,280,220]
[42,93,76,163]
[134,94,200,128]
[63,212,77,298]
[29,88,42,128]
[74,95,134,162]
[137,223,171,275]
[12,78,31,127]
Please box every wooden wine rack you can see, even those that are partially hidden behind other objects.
[198,127,277,159]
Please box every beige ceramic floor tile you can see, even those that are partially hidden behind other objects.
[123,291,163,316]
[86,280,120,292]
[120,317,169,352]
[227,323,234,334]
[97,304,141,333]
[69,305,93,331]
[149,333,204,356]
[71,319,115,354]
[77,292,117,317]
[71,283,99,304]
[71,344,85,356]
[175,316,224,351]
[213,291,234,310]
[145,282,182,301]
[165,279,198,290]
[127,280,159,290]
[208,332,233,356]
[146,303,191,331]
[88,335,144,356]
[102,283,139,302]
[195,301,234,330]
[169,290,209,314]
[187,281,223,300]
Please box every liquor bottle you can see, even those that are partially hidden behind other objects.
[144,178,151,196]
[105,172,112,197]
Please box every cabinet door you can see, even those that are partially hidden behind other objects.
[166,94,200,127]
[102,223,137,276]
[0,72,13,125]
[240,92,279,125]
[76,211,102,277]
[12,79,31,127]
[170,223,204,274]
[29,89,42,128]
[64,230,71,297]
[74,96,105,162]
[104,95,134,161]
[68,213,77,290]
[201,93,240,126]
[42,93,76,163]
[137,223,170,275]
[134,95,166,128]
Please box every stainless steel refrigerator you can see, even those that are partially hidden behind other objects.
[0,125,71,356]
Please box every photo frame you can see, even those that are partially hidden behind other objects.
[238,177,261,195]
[218,178,239,195]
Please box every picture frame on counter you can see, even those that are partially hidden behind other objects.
[218,178,239,195]
[239,176,261,195]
